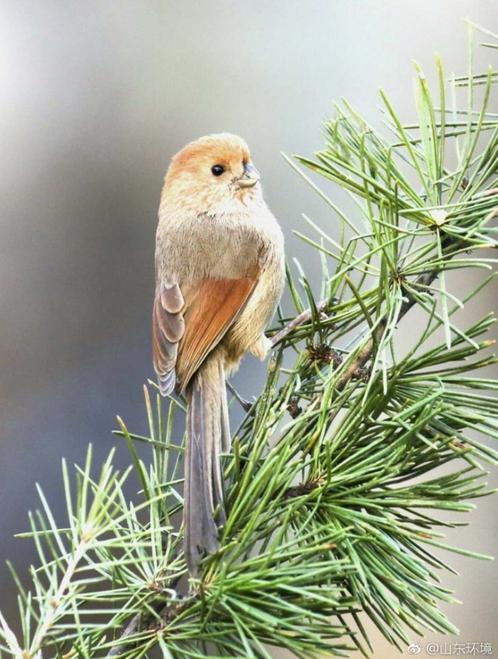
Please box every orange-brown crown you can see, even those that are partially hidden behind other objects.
[168,133,250,180]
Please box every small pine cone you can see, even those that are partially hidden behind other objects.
[307,343,343,367]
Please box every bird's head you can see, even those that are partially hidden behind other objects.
[161,133,262,213]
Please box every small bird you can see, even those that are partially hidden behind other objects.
[152,133,285,574]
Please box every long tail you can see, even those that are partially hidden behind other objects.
[184,356,230,575]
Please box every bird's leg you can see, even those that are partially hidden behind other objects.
[226,381,254,413]
[226,334,277,414]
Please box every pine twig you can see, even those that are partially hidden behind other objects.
[271,300,330,346]
[271,252,448,386]
[106,580,186,657]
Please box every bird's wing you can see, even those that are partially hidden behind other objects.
[152,274,258,394]
[177,276,258,389]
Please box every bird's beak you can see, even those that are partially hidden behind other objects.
[238,162,260,188]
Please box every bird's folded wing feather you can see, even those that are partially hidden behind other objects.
[152,282,185,395]
[153,274,258,393]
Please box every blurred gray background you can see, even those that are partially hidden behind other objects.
[0,1,496,656]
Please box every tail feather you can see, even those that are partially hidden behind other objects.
[184,358,230,575]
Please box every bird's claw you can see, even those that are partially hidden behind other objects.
[226,382,256,412]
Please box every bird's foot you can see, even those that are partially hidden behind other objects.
[226,381,255,413]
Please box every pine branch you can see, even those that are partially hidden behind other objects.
[271,300,330,346]
[106,581,189,658]
[106,614,143,658]
[276,212,496,504]
[271,223,487,389]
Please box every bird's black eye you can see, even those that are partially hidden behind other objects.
[211,164,225,176]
